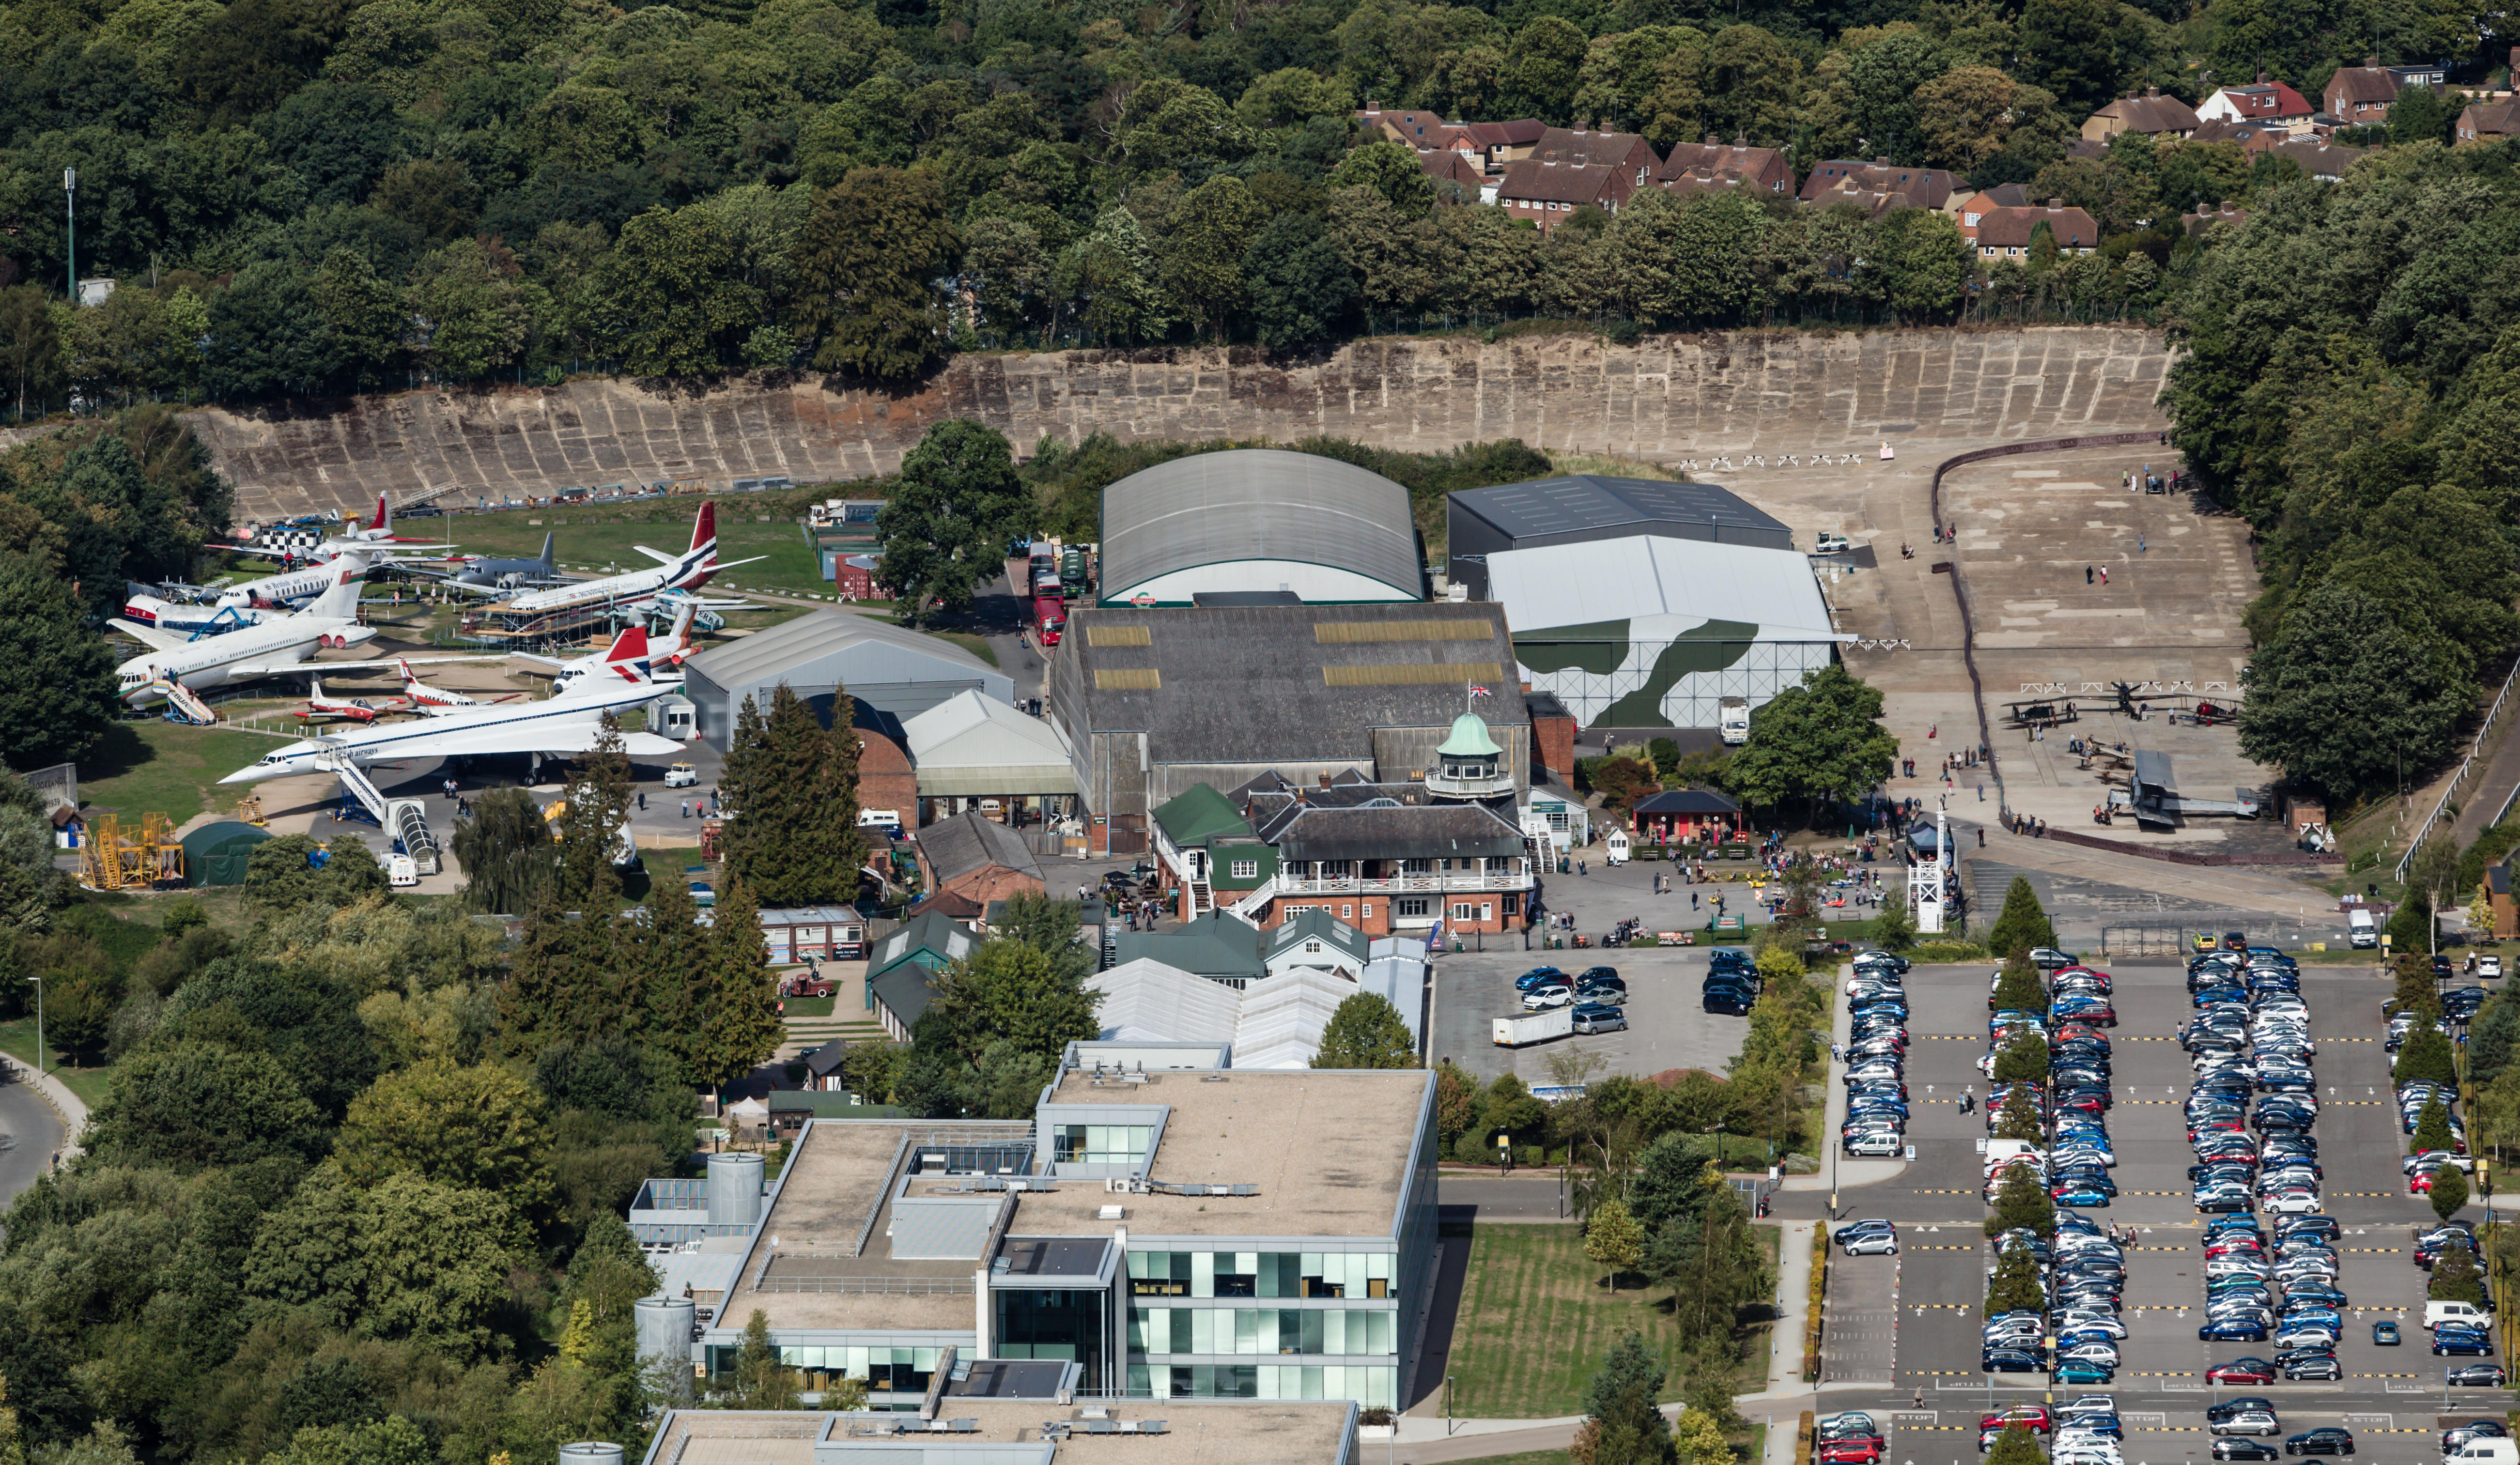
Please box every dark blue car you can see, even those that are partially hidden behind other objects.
[1515,966,1567,992]
[2202,1318,2270,1342]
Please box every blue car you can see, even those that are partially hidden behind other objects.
[1515,966,1567,991]
[2434,1329,2495,1357]
[2202,1318,2270,1341]
[2054,1360,2114,1385]
[2373,1321,2401,1345]
[2054,1184,2113,1208]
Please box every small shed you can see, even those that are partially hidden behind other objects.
[180,820,271,887]
[758,906,868,962]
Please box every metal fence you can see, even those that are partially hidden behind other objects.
[2396,653,2520,883]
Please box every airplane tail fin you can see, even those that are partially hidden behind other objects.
[370,493,390,533]
[537,531,554,567]
[689,501,716,557]
[663,600,698,658]
[308,562,365,620]
[594,626,655,685]
[396,657,418,690]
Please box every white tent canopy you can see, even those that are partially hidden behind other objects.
[902,688,1077,798]
[1232,967,1357,1070]
[1086,958,1243,1045]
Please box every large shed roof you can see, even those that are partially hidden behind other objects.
[682,610,998,687]
[1452,475,1791,548]
[901,689,1073,797]
[1486,535,1845,639]
[1099,450,1422,603]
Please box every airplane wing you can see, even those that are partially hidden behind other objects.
[370,723,684,760]
[108,619,195,653]
[227,653,513,676]
[713,555,769,571]
[632,545,680,565]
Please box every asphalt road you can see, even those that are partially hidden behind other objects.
[0,1071,63,1211]
[1810,958,2514,1459]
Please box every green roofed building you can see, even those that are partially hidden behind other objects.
[180,819,271,886]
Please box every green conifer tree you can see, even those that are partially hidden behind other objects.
[1985,876,2057,957]
[718,684,867,907]
[1994,1086,2044,1143]
[2430,1163,2470,1223]
[688,873,782,1096]
[1984,1160,2056,1238]
[1985,1246,2047,1316]
[2431,1239,2487,1303]
[552,713,632,911]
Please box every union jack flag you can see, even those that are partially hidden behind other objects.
[1469,685,1491,697]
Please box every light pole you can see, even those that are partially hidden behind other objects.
[24,974,42,1078]
[62,168,74,304]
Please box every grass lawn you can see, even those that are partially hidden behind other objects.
[385,503,836,598]
[1448,1224,1703,1419]
[0,1017,113,1111]
[1735,1224,1783,1394]
[79,720,293,826]
[783,994,837,1018]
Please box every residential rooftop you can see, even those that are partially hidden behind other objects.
[647,1400,1355,1465]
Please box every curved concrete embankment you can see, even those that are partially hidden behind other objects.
[170,326,2174,521]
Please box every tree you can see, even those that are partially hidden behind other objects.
[1991,1029,2050,1084]
[1985,1422,2045,1465]
[1584,1197,1647,1292]
[876,419,1030,626]
[1244,215,1358,352]
[2431,1239,2486,1302]
[1628,1129,1718,1230]
[1914,66,2019,172]
[2398,1028,2459,1089]
[1873,893,1917,953]
[1644,1165,1769,1341]
[1985,1158,2056,1237]
[1986,878,2058,959]
[552,714,632,911]
[84,1042,331,1172]
[1994,1086,2044,1143]
[2017,0,2122,114]
[1053,207,1170,346]
[2430,1163,2470,1222]
[1160,177,1267,340]
[0,553,117,766]
[2415,1097,2455,1155]
[1726,666,1898,817]
[927,938,1100,1063]
[1327,140,1436,214]
[1503,15,1589,121]
[1875,209,1972,322]
[688,873,782,1094]
[243,1166,522,1362]
[794,166,960,380]
[405,237,535,381]
[454,786,557,913]
[1985,1245,2047,1315]
[313,249,404,389]
[728,1310,798,1409]
[334,1058,555,1228]
[716,682,865,907]
[1991,953,2046,1014]
[1673,1406,1730,1465]
[1313,992,1419,1069]
[2470,993,2520,1087]
[0,287,63,418]
[2238,579,2470,804]
[594,206,762,377]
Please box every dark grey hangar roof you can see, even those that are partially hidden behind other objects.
[1098,449,1424,605]
[1453,475,1792,546]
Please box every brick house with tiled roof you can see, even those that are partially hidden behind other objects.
[1464,119,1546,172]
[2266,136,2367,181]
[2322,59,2443,126]
[2179,200,2251,234]
[1954,183,2028,240]
[1421,148,1491,201]
[1361,108,1476,155]
[1655,135,1792,196]
[1798,158,1960,211]
[2456,100,2520,144]
[2079,88,2200,141]
[1495,158,1634,231]
[1531,126,1660,186]
[1973,200,2099,261]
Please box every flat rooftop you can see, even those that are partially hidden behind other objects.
[717,1119,1033,1334]
[650,1402,1353,1465]
[1011,1069,1426,1239]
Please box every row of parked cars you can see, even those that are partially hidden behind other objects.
[1512,963,1630,1034]
[1838,950,1912,1157]
[1972,1395,2127,1465]
[1981,1212,2131,1386]
[1701,947,1762,1016]
[2183,947,2322,1215]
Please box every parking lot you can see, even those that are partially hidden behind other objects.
[1429,944,1749,1083]
[1814,954,2514,1461]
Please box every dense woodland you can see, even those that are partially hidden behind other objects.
[0,0,2495,407]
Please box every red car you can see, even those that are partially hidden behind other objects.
[1819,1441,1883,1464]
[1980,1407,2050,1434]
[2207,1359,2277,1385]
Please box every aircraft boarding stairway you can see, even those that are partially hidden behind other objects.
[319,751,442,875]
[151,679,221,726]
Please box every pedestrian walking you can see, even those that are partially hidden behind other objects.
[680,799,690,818]
[2138,534,2147,552]
[2099,566,2108,586]
[2086,565,2094,584]
[637,791,647,811]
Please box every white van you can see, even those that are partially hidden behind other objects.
[2447,1441,2518,1465]
[857,808,902,834]
[2426,1300,2493,1330]
[2349,908,2378,949]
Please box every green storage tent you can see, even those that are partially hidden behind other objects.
[181,820,271,887]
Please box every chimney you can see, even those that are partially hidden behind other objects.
[1704,132,1720,146]
[2366,54,2380,67]
[2048,197,2063,209]
[2147,85,2161,96]
[1873,155,1890,166]
[2257,69,2268,83]
[1733,134,1748,147]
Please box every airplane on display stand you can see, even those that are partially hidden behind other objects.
[397,659,525,715]
[220,625,687,786]
[492,502,761,619]
[111,565,382,705]
[124,547,391,633]
[296,679,386,724]
[403,532,563,597]
[247,494,455,565]
[514,600,699,691]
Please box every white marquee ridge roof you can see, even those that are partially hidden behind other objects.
[1086,958,1244,1045]
[1232,966,1357,1070]
[1485,535,1853,640]
[1099,449,1424,603]
[901,688,1076,797]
